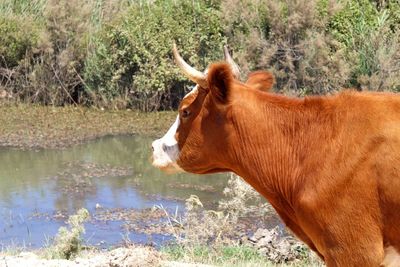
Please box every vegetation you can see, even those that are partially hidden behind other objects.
[84,0,224,111]
[162,244,272,266]
[1,2,399,264]
[44,208,89,259]
[159,174,323,266]
[0,0,399,110]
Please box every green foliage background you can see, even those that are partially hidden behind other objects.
[0,0,399,110]
[84,0,224,110]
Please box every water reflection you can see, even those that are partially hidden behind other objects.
[0,135,229,248]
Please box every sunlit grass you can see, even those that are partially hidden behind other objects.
[161,244,324,267]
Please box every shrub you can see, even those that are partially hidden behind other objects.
[222,0,400,94]
[0,0,99,105]
[44,208,90,260]
[0,15,41,68]
[84,0,225,111]
[221,0,351,95]
[219,173,273,218]
[328,0,400,90]
[221,0,269,75]
[1,0,400,108]
[26,0,95,105]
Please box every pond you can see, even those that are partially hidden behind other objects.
[0,135,230,249]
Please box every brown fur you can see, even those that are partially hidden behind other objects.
[172,63,400,266]
[245,70,275,92]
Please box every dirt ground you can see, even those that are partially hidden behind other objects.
[0,246,212,267]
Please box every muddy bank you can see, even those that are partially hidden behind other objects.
[0,103,175,149]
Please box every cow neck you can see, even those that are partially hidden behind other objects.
[227,90,337,213]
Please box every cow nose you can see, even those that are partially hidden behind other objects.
[151,140,157,152]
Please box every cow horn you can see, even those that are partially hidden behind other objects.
[223,45,241,79]
[173,43,208,89]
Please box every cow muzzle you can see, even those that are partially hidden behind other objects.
[151,116,183,173]
[151,138,182,173]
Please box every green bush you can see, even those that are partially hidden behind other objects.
[327,0,400,90]
[328,0,380,46]
[84,0,225,111]
[221,0,269,73]
[0,15,41,68]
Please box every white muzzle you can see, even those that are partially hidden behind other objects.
[151,116,182,172]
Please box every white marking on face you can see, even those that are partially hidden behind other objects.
[382,246,400,267]
[151,86,198,172]
[151,116,182,172]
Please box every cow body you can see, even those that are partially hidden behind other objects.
[223,88,400,266]
[151,47,400,266]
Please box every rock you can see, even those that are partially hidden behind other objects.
[249,227,277,243]
[109,247,153,267]
[245,227,309,264]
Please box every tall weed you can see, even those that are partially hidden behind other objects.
[44,208,90,260]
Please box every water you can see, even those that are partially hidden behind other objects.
[0,135,229,249]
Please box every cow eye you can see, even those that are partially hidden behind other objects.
[181,109,191,118]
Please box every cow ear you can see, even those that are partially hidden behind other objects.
[207,62,233,103]
[245,71,275,92]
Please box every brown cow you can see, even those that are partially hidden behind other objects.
[151,45,400,267]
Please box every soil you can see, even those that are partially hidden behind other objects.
[0,246,213,267]
[0,246,215,267]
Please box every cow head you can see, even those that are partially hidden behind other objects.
[151,44,274,174]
